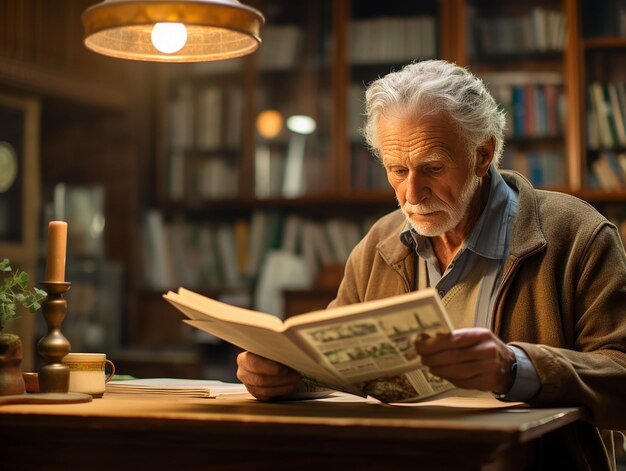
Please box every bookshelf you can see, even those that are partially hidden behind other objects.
[461,0,571,190]
[579,0,626,247]
[147,0,422,310]
[347,1,441,193]
[146,0,626,315]
[133,0,626,356]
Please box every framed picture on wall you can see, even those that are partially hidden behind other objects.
[0,93,40,263]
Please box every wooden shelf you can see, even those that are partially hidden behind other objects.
[583,37,626,50]
[575,190,626,204]
[0,58,131,111]
[505,135,566,145]
[472,51,564,64]
[157,191,397,218]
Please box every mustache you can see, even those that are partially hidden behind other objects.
[401,201,448,215]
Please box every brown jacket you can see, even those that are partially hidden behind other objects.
[330,171,626,470]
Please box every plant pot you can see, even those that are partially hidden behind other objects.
[0,333,26,395]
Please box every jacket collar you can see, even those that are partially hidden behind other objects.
[377,210,414,267]
[500,170,547,258]
[376,170,546,266]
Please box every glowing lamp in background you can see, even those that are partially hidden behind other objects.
[256,110,283,139]
[286,115,317,135]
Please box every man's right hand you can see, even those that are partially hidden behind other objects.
[236,351,301,400]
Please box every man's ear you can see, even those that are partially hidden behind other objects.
[475,137,495,177]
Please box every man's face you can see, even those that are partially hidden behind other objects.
[379,112,480,237]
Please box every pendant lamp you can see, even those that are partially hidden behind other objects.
[81,0,264,62]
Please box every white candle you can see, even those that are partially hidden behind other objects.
[44,221,68,282]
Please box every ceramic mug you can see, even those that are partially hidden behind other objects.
[61,353,115,398]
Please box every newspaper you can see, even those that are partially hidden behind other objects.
[164,287,456,402]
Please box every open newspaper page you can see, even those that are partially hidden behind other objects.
[292,297,455,402]
[166,290,361,395]
[165,287,456,402]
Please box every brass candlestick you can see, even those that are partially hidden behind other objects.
[0,276,93,404]
[37,281,72,393]
[0,221,94,404]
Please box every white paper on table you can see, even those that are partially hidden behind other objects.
[389,389,527,409]
[106,378,248,398]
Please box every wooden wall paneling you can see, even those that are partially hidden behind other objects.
[440,0,467,66]
[563,0,584,191]
[332,0,350,195]
[240,56,257,199]
[0,93,41,372]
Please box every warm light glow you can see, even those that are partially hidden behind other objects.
[286,115,316,135]
[151,22,188,54]
[256,110,283,139]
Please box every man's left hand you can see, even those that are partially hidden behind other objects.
[414,327,516,395]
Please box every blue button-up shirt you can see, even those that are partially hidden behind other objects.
[400,166,540,402]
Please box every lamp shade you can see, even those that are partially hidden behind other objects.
[81,0,264,62]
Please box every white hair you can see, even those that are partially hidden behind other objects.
[363,60,506,166]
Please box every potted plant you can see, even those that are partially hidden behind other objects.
[0,258,47,395]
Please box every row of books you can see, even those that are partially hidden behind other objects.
[501,148,567,188]
[180,25,305,73]
[471,7,566,56]
[166,143,333,202]
[167,83,243,152]
[141,209,376,293]
[482,72,566,138]
[349,16,437,64]
[347,84,392,192]
[588,151,626,191]
[254,142,332,199]
[582,0,626,38]
[167,154,239,202]
[351,146,391,192]
[587,82,626,150]
[257,25,303,71]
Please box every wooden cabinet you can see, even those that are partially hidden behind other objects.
[577,0,626,244]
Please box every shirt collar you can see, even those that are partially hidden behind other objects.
[400,165,518,260]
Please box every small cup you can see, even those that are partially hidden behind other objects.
[61,353,115,398]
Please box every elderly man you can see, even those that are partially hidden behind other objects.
[237,60,626,470]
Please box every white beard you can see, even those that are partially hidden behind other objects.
[401,174,481,237]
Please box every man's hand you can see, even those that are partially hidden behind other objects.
[414,328,516,395]
[236,351,301,400]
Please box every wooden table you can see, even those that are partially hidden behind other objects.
[0,392,585,470]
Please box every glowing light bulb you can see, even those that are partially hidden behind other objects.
[151,22,188,54]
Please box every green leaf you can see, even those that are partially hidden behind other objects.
[16,271,29,288]
[0,258,46,331]
[0,259,10,272]
[27,301,42,313]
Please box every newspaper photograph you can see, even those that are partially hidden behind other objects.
[296,302,452,400]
